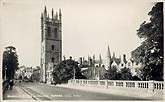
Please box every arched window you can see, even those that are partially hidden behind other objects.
[47,27,51,37]
[51,58,54,63]
[51,45,54,51]
[54,28,58,38]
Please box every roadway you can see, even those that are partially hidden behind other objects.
[3,81,150,100]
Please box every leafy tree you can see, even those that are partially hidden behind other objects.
[104,66,133,80]
[120,67,132,80]
[52,57,86,83]
[110,73,122,80]
[3,46,19,80]
[103,66,118,80]
[131,3,163,81]
[132,75,141,81]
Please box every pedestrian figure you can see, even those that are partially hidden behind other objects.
[9,80,14,90]
[6,83,9,90]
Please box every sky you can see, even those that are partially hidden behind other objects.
[0,0,155,67]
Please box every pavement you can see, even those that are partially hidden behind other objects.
[56,83,164,100]
[3,85,34,100]
[3,81,163,100]
[3,82,151,100]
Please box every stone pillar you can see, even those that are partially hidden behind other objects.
[105,80,108,89]
[148,80,154,92]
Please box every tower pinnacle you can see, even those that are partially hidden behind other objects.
[44,6,47,13]
[59,9,62,21]
[107,45,111,68]
[55,12,58,20]
[52,8,54,19]
[99,54,102,67]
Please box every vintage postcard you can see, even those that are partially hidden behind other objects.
[0,0,164,101]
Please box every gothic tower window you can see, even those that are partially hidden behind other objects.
[51,58,55,63]
[51,45,54,51]
[54,28,58,38]
[47,26,51,37]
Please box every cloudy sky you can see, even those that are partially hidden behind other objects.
[0,0,155,67]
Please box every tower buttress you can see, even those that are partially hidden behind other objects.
[52,8,54,19]
[59,9,62,23]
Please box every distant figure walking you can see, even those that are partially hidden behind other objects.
[9,80,14,90]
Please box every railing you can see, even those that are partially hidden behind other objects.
[68,79,164,92]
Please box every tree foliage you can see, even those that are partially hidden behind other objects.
[3,46,19,80]
[120,67,133,80]
[52,58,86,83]
[103,66,118,80]
[104,66,133,80]
[131,3,163,81]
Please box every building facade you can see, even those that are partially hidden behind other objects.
[32,66,41,82]
[106,46,142,77]
[40,6,62,82]
[46,62,54,84]
[110,54,142,77]
[79,55,107,80]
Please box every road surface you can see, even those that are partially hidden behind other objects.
[3,82,150,100]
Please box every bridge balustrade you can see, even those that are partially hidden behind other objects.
[68,79,164,99]
[68,79,164,92]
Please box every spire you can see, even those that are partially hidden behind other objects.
[93,54,95,66]
[59,9,62,22]
[44,6,47,13]
[41,13,43,20]
[107,45,111,59]
[107,45,111,68]
[55,12,58,20]
[123,54,127,64]
[99,54,102,67]
[43,6,47,19]
[41,13,43,26]
[52,8,54,19]
[41,12,43,17]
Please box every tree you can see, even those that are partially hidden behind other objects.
[120,67,133,80]
[132,75,141,81]
[52,57,86,83]
[131,3,163,81]
[104,66,133,80]
[103,66,118,80]
[3,46,19,80]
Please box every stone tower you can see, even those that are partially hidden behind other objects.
[40,6,62,82]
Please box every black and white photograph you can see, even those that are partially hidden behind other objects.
[0,0,164,101]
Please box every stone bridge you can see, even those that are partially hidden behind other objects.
[68,79,164,100]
